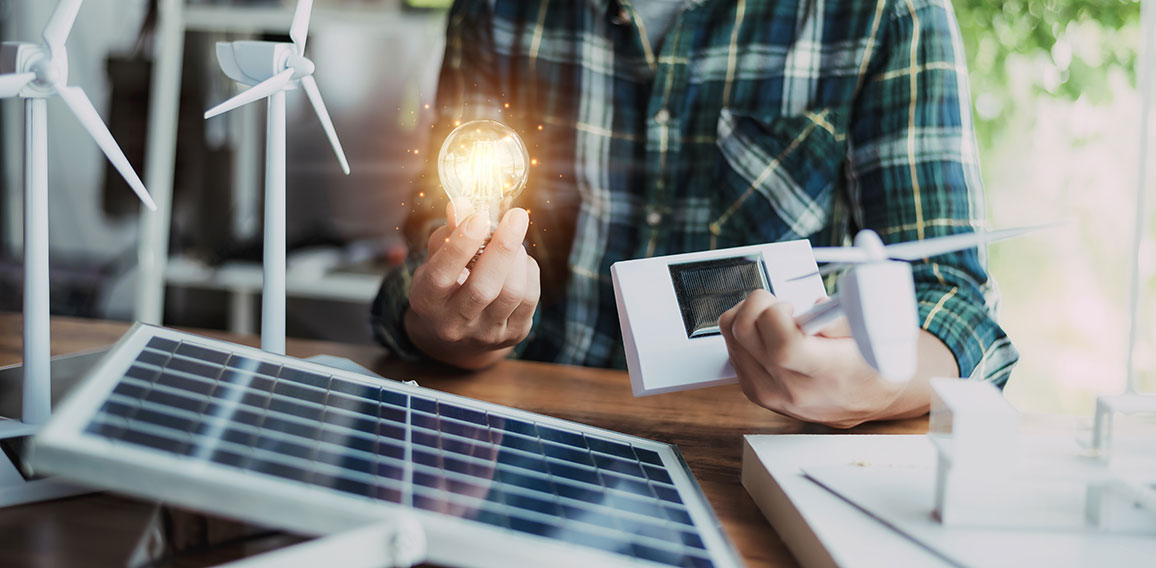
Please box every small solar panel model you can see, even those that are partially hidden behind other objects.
[612,240,827,396]
[613,227,1050,397]
[28,325,743,568]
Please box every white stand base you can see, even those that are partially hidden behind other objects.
[0,349,107,508]
[218,520,427,568]
[0,451,89,508]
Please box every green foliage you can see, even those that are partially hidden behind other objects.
[953,0,1141,144]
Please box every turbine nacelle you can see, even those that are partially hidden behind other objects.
[215,41,314,88]
[0,43,63,99]
[204,0,347,175]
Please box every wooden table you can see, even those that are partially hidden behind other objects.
[0,313,927,567]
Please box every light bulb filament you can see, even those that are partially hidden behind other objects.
[467,140,504,202]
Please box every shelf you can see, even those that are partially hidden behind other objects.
[166,255,381,303]
[183,3,409,34]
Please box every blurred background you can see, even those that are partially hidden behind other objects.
[0,0,1152,415]
[0,0,448,345]
[953,0,1155,413]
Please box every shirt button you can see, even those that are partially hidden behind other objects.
[646,210,662,226]
[653,109,670,124]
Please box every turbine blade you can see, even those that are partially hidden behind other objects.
[786,263,847,282]
[204,69,294,119]
[57,86,157,211]
[0,73,35,97]
[811,247,871,264]
[43,0,84,59]
[290,0,314,55]
[795,296,844,335]
[885,223,1060,261]
[300,76,350,175]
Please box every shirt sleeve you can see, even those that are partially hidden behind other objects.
[844,0,1019,385]
[370,0,503,360]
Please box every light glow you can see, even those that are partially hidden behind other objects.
[438,120,529,232]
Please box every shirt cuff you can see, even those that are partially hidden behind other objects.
[914,274,1020,388]
[370,263,428,362]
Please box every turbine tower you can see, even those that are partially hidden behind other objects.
[205,0,350,354]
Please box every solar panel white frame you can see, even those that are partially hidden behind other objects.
[29,324,743,568]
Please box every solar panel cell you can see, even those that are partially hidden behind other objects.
[595,454,647,479]
[537,425,586,448]
[634,447,664,466]
[653,484,684,505]
[146,337,179,352]
[546,461,601,486]
[167,356,223,379]
[125,364,161,383]
[156,371,215,396]
[643,464,675,485]
[325,392,377,416]
[137,349,171,367]
[489,415,537,437]
[278,367,331,389]
[542,441,594,466]
[224,356,280,378]
[144,387,205,414]
[175,342,230,365]
[410,396,438,415]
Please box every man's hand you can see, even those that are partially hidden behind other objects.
[404,205,540,370]
[718,290,956,428]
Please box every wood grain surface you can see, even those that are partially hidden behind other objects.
[0,313,927,567]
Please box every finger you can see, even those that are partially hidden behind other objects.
[728,290,778,363]
[481,245,529,325]
[718,303,740,341]
[446,201,458,228]
[754,300,806,369]
[721,321,784,411]
[508,253,540,335]
[427,223,454,258]
[422,214,489,304]
[452,208,529,321]
[816,315,852,338]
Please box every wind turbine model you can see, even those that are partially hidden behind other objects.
[204,0,350,355]
[795,225,1049,382]
[0,0,157,506]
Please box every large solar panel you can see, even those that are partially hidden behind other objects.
[29,324,742,568]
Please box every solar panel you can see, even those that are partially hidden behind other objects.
[29,324,742,568]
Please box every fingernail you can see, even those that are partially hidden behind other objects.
[465,214,490,238]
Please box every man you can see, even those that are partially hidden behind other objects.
[372,0,1018,428]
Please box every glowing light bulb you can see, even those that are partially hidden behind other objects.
[437,120,529,233]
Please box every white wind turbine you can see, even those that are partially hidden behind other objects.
[0,0,157,506]
[794,225,1052,382]
[205,0,350,355]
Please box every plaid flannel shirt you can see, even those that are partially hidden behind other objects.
[372,0,1019,386]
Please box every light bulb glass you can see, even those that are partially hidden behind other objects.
[437,120,530,233]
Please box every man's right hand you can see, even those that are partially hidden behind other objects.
[404,205,540,370]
